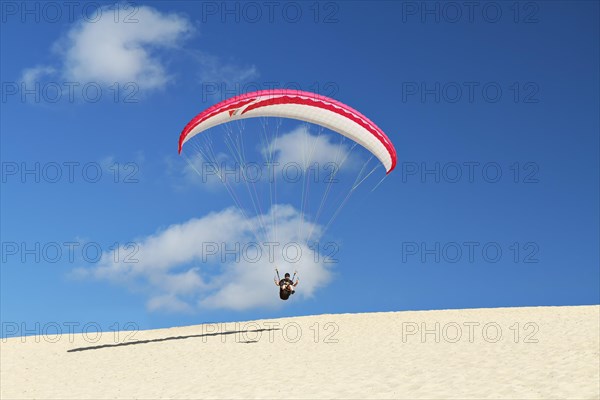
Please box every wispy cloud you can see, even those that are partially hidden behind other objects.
[193,51,259,86]
[163,153,225,193]
[19,4,258,96]
[19,65,56,88]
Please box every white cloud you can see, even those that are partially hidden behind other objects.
[74,205,332,313]
[266,125,361,172]
[55,5,193,90]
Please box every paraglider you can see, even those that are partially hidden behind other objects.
[274,269,299,301]
[178,90,397,301]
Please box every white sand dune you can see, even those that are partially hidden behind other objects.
[2,305,599,399]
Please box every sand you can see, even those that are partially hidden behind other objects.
[1,305,599,399]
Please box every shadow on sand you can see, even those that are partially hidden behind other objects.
[67,328,279,353]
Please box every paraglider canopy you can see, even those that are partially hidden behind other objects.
[179,89,397,173]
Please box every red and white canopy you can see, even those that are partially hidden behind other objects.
[179,89,397,173]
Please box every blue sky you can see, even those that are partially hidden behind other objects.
[1,1,598,336]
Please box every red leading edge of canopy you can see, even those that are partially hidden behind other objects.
[178,89,397,173]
